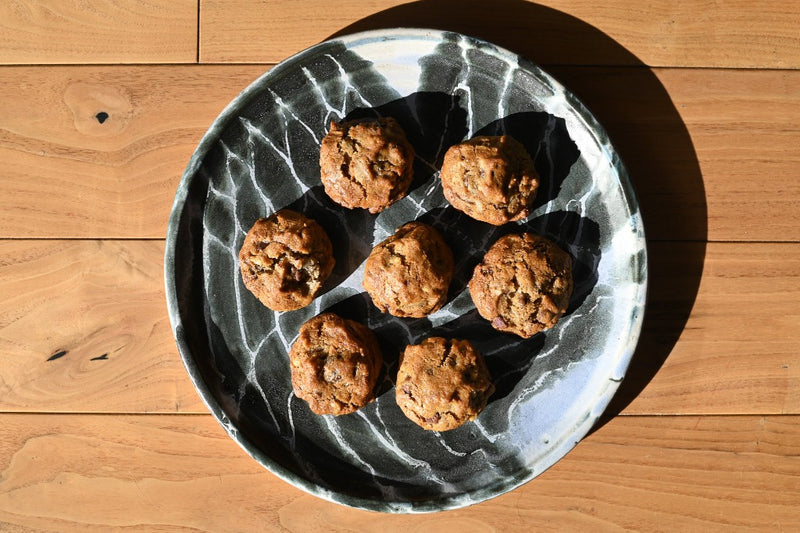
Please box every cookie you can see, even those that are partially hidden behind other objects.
[469,232,573,338]
[440,135,539,225]
[289,313,383,416]
[319,117,415,213]
[395,337,494,431]
[239,209,335,311]
[362,222,454,318]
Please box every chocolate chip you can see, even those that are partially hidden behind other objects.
[425,413,441,424]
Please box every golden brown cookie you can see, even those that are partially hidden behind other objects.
[362,222,454,318]
[319,117,415,213]
[469,233,573,338]
[239,209,335,311]
[289,313,383,416]
[440,135,539,225]
[396,337,494,431]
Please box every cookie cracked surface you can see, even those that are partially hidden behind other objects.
[239,209,335,311]
[363,222,454,318]
[319,117,415,213]
[440,135,539,225]
[290,313,383,416]
[396,337,494,431]
[469,232,573,338]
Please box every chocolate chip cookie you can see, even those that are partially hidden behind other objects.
[239,209,335,311]
[395,337,494,431]
[362,222,454,318]
[440,135,539,225]
[319,117,415,213]
[289,313,383,416]
[469,232,573,338]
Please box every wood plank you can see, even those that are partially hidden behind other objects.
[1,66,797,241]
[616,242,800,416]
[0,0,197,65]
[550,67,800,243]
[0,240,204,414]
[0,65,266,240]
[199,0,800,68]
[0,413,797,530]
[0,240,798,415]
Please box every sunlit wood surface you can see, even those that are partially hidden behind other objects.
[1,1,798,530]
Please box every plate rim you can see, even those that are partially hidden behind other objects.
[164,26,648,513]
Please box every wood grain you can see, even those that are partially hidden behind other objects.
[552,67,800,243]
[0,65,265,239]
[0,0,197,65]
[624,242,800,415]
[1,240,797,415]
[0,240,204,414]
[1,65,798,241]
[0,414,797,530]
[199,0,800,68]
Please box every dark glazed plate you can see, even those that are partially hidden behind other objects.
[165,28,647,513]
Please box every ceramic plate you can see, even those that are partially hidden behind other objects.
[165,28,647,512]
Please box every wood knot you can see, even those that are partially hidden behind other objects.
[64,82,132,136]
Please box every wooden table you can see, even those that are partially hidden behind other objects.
[1,1,798,530]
